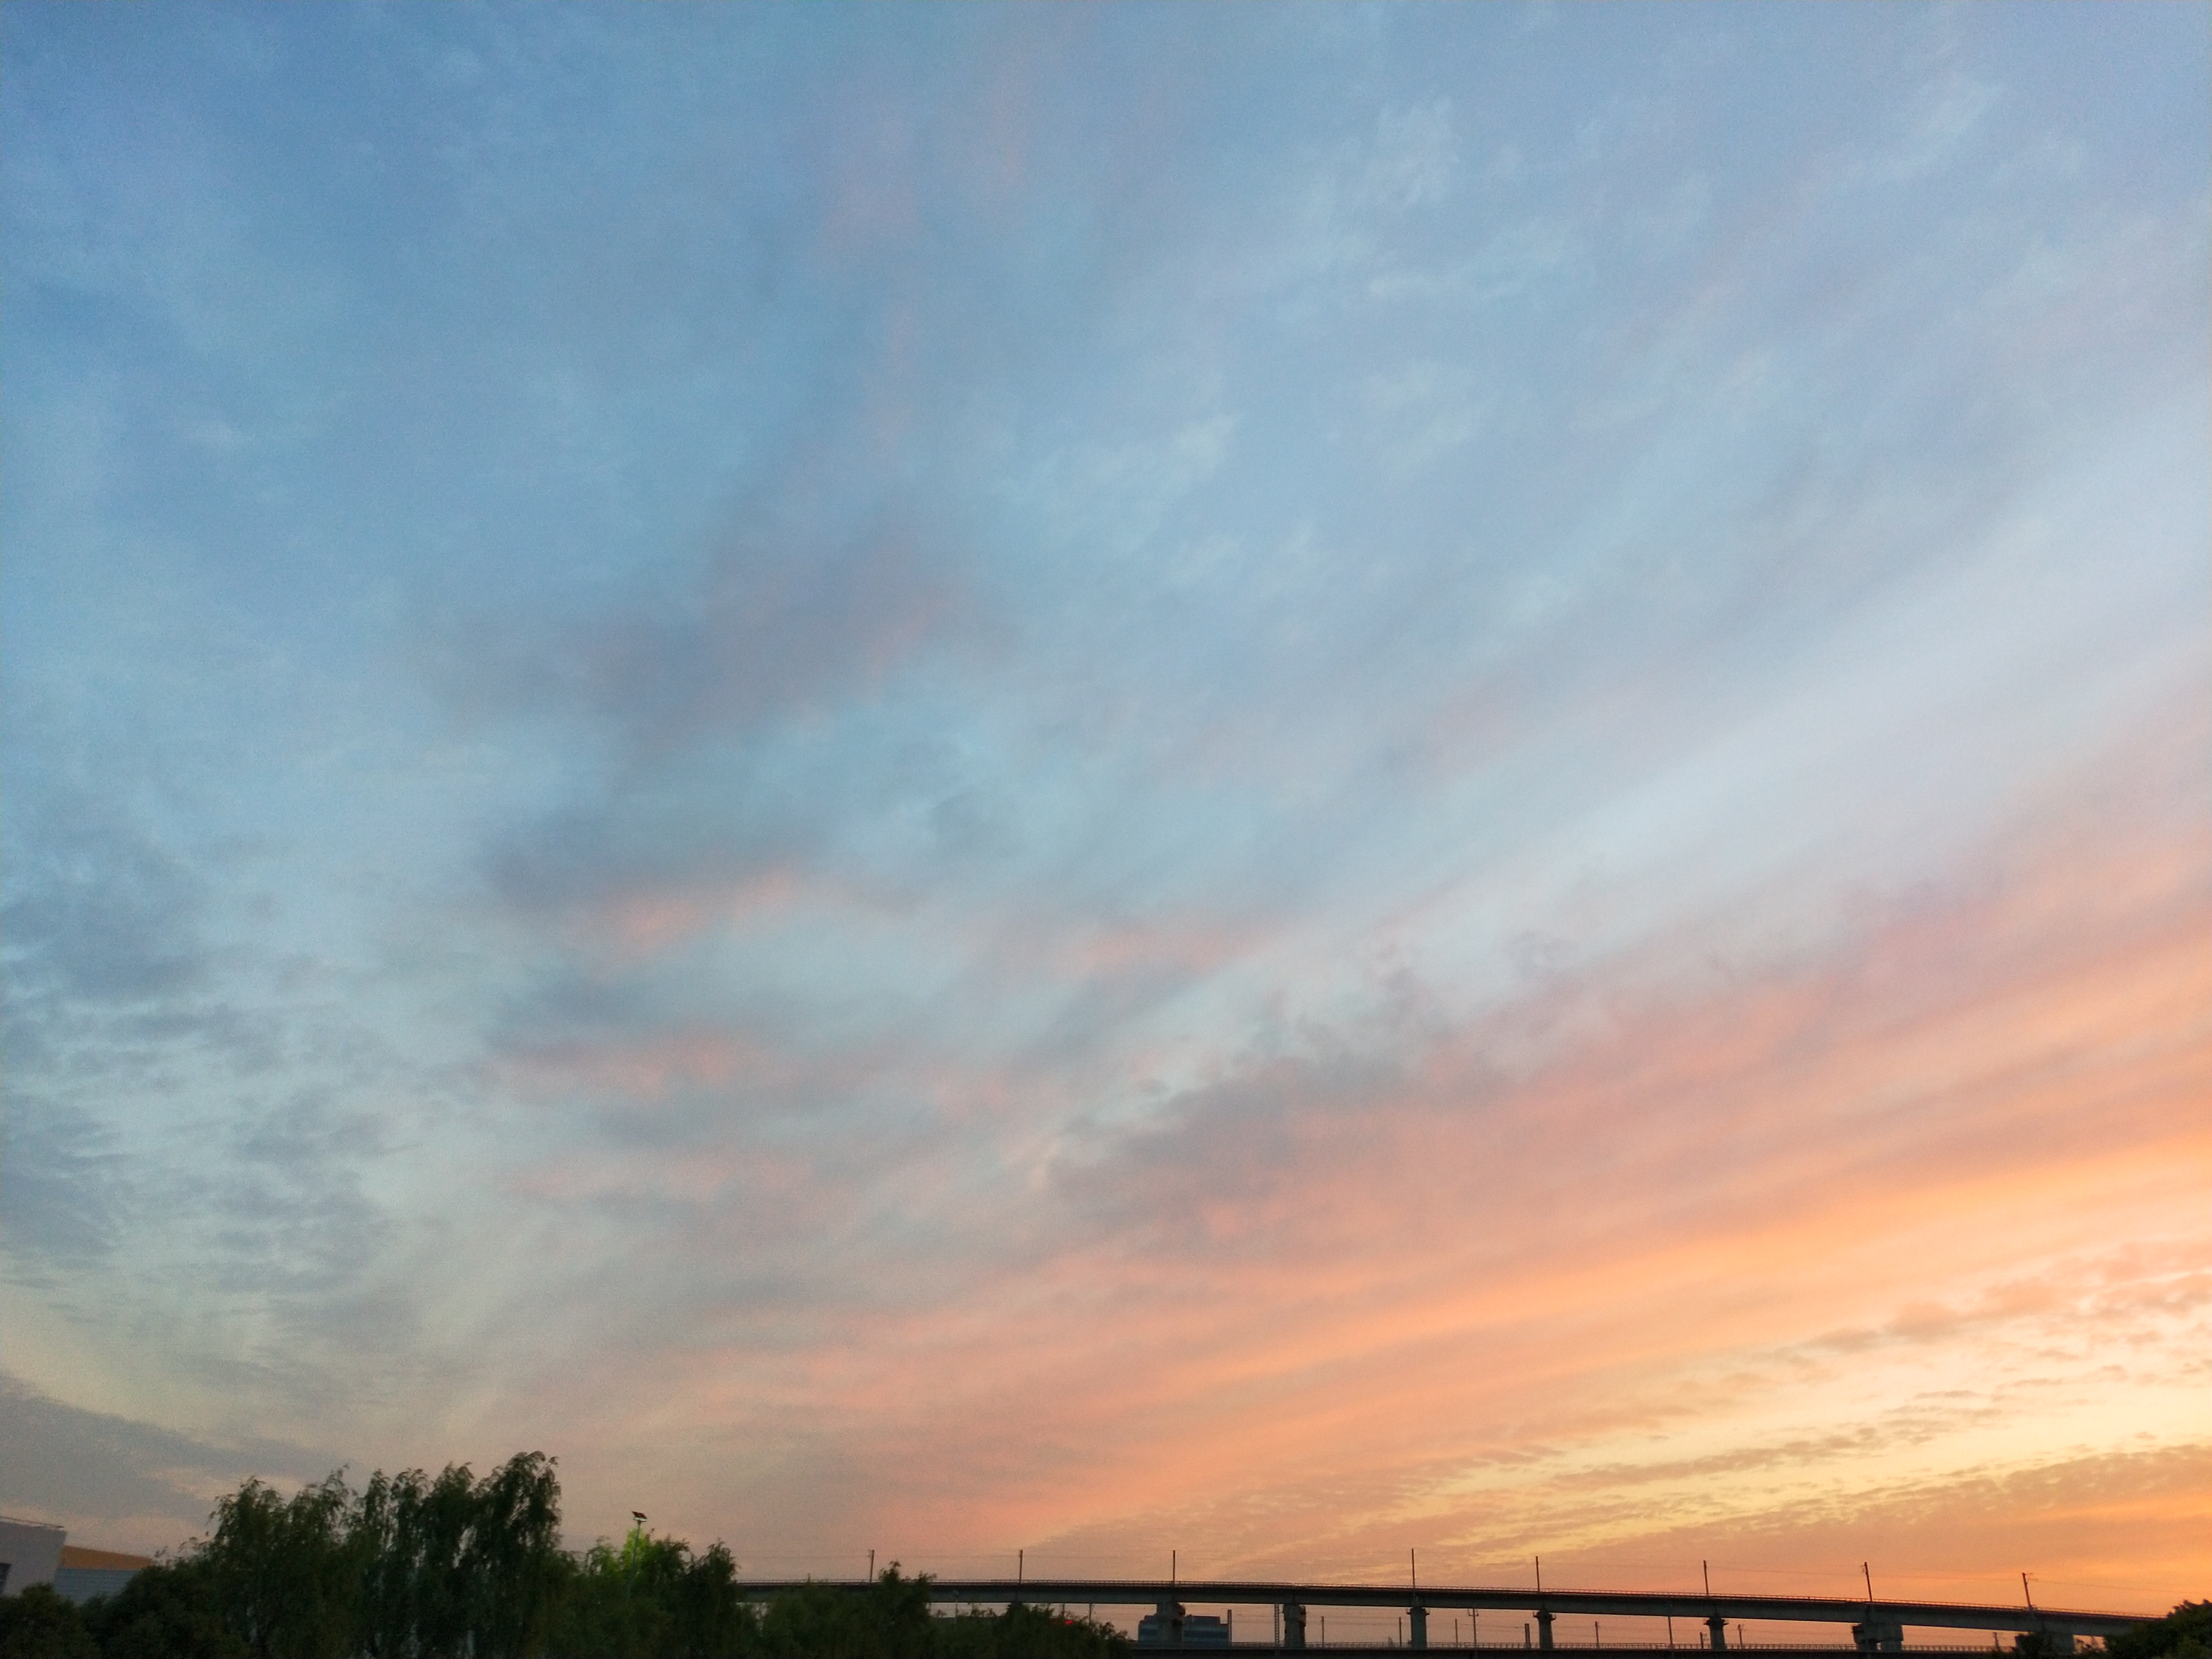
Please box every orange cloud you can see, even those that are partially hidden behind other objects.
[464,706,2210,1612]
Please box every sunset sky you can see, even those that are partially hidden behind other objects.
[3,2,2207,1635]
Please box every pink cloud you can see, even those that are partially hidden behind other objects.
[452,704,2211,1610]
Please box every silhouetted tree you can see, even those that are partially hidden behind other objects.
[81,1556,244,1659]
[466,1454,564,1659]
[0,1586,96,1659]
[936,1600,1127,1659]
[2107,1604,2212,1659]
[757,1565,936,1659]
[355,1453,564,1659]
[202,1475,364,1659]
[65,1455,1144,1659]
[668,1542,752,1659]
[355,1464,477,1659]
[543,1520,756,1659]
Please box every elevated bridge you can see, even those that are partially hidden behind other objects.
[736,1576,2153,1652]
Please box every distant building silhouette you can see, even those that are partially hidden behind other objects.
[1139,1607,1231,1646]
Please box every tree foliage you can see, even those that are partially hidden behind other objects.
[354,1454,563,1659]
[201,1475,364,1659]
[544,1524,756,1659]
[36,1455,1129,1659]
[756,1566,937,1659]
[0,1586,98,1659]
[2108,1604,2212,1659]
[81,1558,244,1659]
[935,1599,1127,1659]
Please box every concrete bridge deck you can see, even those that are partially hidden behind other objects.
[1058,1650,2072,1657]
[734,1577,2152,1652]
[1011,1650,2086,1658]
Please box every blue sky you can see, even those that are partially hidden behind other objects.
[4,2,2208,1613]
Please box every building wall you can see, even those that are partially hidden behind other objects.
[53,1547,154,1605]
[55,1568,144,1605]
[0,1517,67,1597]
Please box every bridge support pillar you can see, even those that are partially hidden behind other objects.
[1282,1603,1307,1649]
[1538,1611,1556,1650]
[1707,1615,1729,1651]
[1853,1623,1904,1654]
[1411,1605,1429,1650]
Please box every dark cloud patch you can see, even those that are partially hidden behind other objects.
[1051,1041,1429,1257]
[434,518,967,759]
[0,1372,334,1548]
[576,529,958,750]
[471,691,1029,952]
[445,503,1005,952]
[482,790,800,926]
